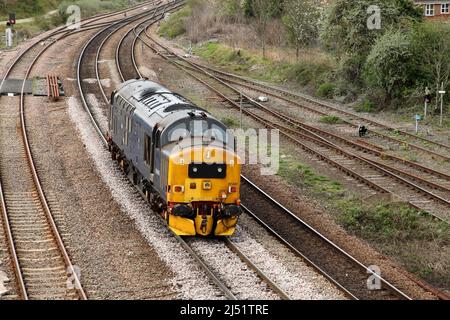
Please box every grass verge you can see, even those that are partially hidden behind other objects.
[277,153,450,286]
[193,42,334,89]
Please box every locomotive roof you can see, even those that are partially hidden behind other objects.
[116,79,208,115]
[115,79,225,132]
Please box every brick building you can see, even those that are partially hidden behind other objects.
[414,1,450,19]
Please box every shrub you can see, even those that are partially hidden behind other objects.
[354,99,375,113]
[338,201,449,243]
[364,29,414,98]
[158,6,191,39]
[221,117,238,128]
[286,60,332,87]
[316,82,335,98]
[320,115,342,124]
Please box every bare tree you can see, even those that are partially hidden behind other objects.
[251,0,277,58]
[282,0,320,60]
[417,23,450,113]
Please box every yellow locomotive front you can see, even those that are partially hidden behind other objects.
[165,146,241,236]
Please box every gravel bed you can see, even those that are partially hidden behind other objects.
[188,238,278,300]
[141,31,438,299]
[134,37,356,300]
[82,86,333,301]
[21,25,183,300]
[231,220,347,300]
[67,96,224,299]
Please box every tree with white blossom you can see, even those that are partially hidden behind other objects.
[282,0,320,60]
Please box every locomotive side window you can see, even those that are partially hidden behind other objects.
[144,134,151,165]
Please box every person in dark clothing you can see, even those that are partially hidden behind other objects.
[358,124,368,137]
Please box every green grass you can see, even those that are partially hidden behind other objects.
[278,156,344,198]
[276,152,450,283]
[337,200,449,243]
[0,0,63,20]
[319,115,342,124]
[193,42,334,87]
[354,99,376,113]
[221,117,239,128]
[158,6,191,39]
[316,82,335,98]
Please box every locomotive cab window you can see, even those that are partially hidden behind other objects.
[167,122,188,143]
[191,120,208,137]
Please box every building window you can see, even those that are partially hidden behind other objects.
[425,4,435,16]
[442,3,449,14]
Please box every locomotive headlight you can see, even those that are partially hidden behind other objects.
[174,185,185,193]
[220,191,227,199]
[203,181,212,190]
[192,167,198,173]
[217,167,223,173]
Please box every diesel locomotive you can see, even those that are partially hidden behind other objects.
[108,79,242,236]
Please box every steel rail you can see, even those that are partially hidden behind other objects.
[223,238,291,300]
[116,1,187,82]
[77,3,165,146]
[95,1,163,105]
[143,35,450,188]
[0,1,161,300]
[0,0,159,93]
[132,25,450,299]
[139,34,450,223]
[174,62,450,183]
[240,176,413,300]
[189,63,450,158]
[117,4,447,300]
[19,35,88,301]
[175,236,238,300]
[130,14,413,301]
[115,2,164,81]
[83,0,240,300]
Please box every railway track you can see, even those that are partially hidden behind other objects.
[0,1,163,300]
[116,7,423,300]
[77,1,296,300]
[186,63,450,163]
[239,177,412,300]
[137,32,450,223]
[129,24,450,299]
